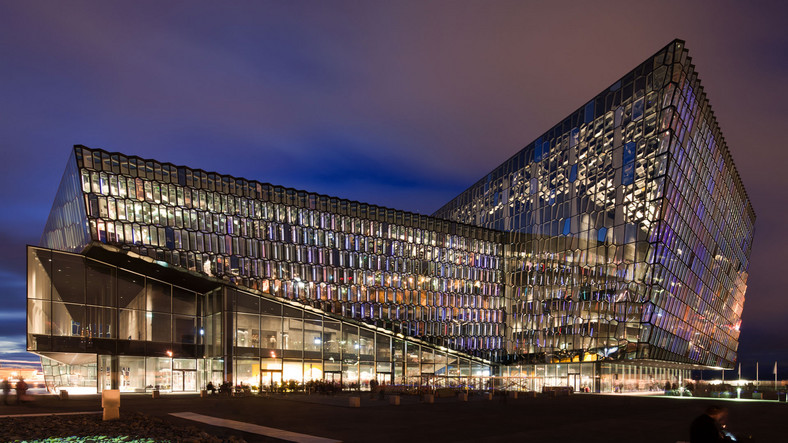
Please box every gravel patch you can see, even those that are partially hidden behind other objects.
[0,411,248,443]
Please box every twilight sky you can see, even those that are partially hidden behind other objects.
[1,1,786,377]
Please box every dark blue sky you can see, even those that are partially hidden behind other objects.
[1,1,786,378]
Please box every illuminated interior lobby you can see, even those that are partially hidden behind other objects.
[27,40,754,394]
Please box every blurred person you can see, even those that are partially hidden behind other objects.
[15,377,28,404]
[1,378,10,405]
[369,378,378,399]
[690,405,736,442]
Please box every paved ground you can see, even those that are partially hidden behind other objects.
[0,391,783,442]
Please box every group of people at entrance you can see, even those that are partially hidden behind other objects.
[2,377,28,405]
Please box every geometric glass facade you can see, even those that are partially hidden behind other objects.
[29,246,493,393]
[58,146,506,360]
[28,40,753,394]
[434,40,754,371]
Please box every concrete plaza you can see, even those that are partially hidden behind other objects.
[1,391,782,442]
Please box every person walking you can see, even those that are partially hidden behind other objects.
[369,378,378,399]
[1,378,10,405]
[15,378,28,404]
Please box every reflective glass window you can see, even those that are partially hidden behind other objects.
[28,248,51,300]
[236,313,259,348]
[52,302,85,336]
[118,270,145,310]
[27,299,51,347]
[148,313,171,342]
[86,261,115,307]
[120,309,146,340]
[260,315,281,351]
[146,279,171,313]
[173,315,197,344]
[86,306,115,338]
[172,287,196,316]
[52,253,85,304]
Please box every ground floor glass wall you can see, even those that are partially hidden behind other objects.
[598,363,690,393]
[30,247,494,394]
[41,348,490,394]
[41,356,97,394]
[42,354,205,394]
[227,286,492,392]
[500,362,691,393]
[231,338,492,392]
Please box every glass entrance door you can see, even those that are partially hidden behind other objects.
[376,372,392,386]
[421,373,435,390]
[260,370,282,393]
[173,371,183,392]
[172,370,197,392]
[211,370,223,387]
[183,370,196,391]
[325,371,342,385]
[569,374,580,393]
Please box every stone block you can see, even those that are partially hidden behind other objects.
[101,389,120,421]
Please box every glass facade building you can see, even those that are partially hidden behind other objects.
[28,246,492,393]
[30,144,503,393]
[28,40,754,394]
[435,40,754,382]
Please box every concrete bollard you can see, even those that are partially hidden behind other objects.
[458,392,468,402]
[101,389,120,421]
[424,393,434,404]
[200,389,208,398]
[152,389,160,399]
[509,391,518,400]
[58,390,69,400]
[349,396,361,407]
[389,395,400,405]
[485,393,493,400]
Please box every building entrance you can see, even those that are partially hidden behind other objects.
[260,370,282,392]
[569,374,580,392]
[376,372,392,385]
[420,373,436,389]
[172,370,197,392]
[324,371,342,385]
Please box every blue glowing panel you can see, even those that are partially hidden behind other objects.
[584,101,594,123]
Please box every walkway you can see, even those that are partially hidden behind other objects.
[171,412,341,443]
[1,392,785,442]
